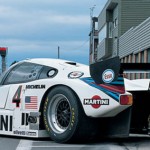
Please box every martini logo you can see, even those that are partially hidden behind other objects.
[84,95,109,109]
[102,69,115,83]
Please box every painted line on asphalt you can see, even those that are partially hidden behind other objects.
[17,146,104,148]
[16,140,33,150]
[20,145,119,148]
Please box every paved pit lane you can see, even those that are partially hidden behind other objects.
[0,134,150,150]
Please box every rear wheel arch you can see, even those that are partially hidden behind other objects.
[39,84,85,130]
[40,85,100,143]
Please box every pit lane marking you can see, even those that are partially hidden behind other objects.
[16,140,32,150]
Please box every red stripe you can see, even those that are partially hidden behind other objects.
[26,102,37,103]
[26,104,37,105]
[25,105,37,106]
[99,84,125,94]
[26,106,37,108]
[25,105,37,107]
[25,106,37,108]
[25,108,37,109]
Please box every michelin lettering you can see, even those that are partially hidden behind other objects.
[26,85,45,89]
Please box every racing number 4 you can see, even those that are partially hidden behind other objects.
[12,85,22,108]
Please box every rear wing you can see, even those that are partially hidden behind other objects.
[90,56,150,84]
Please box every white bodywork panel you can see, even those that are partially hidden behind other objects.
[124,78,150,91]
[0,58,132,137]
[0,85,10,108]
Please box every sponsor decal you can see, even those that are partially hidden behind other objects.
[70,108,75,129]
[25,96,38,110]
[47,69,56,77]
[26,131,37,136]
[43,98,51,132]
[13,130,36,136]
[0,115,13,131]
[68,71,84,79]
[102,69,115,83]
[13,130,26,135]
[26,85,45,89]
[84,95,109,109]
[12,85,22,108]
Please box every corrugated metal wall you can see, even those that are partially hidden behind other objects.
[119,17,150,58]
[120,0,150,35]
[97,39,106,59]
[98,9,107,31]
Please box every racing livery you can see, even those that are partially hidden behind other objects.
[0,58,149,143]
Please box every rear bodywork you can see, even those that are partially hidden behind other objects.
[90,56,150,136]
[124,78,150,134]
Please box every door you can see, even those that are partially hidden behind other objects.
[0,85,10,108]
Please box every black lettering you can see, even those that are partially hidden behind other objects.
[0,115,13,132]
[21,113,29,126]
[36,85,39,89]
[21,113,25,125]
[9,116,13,131]
[26,85,45,89]
[0,115,8,131]
[13,99,20,107]
[26,85,30,89]
[41,85,45,89]
[26,113,29,126]
[13,130,25,135]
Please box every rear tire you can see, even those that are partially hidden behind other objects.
[43,86,98,143]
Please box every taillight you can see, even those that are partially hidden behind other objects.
[120,95,133,105]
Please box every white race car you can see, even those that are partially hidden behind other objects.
[0,58,148,143]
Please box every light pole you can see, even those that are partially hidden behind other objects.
[90,5,96,30]
[58,46,60,59]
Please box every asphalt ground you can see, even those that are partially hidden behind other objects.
[0,134,150,150]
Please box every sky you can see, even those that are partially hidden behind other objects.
[0,0,107,66]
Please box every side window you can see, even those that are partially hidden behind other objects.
[4,62,43,84]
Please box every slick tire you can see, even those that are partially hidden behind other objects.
[43,86,98,143]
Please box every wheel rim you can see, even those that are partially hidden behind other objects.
[47,94,71,134]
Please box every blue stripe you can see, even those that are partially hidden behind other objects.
[117,77,124,81]
[81,77,124,102]
[109,81,124,85]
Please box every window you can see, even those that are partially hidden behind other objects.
[4,62,43,84]
[98,24,107,43]
[109,22,113,38]
[95,22,98,30]
[114,18,118,28]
